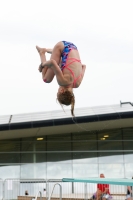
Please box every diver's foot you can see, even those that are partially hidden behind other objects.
[38,60,55,72]
[36,46,47,54]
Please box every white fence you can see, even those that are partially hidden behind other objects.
[0,179,3,200]
[0,179,128,200]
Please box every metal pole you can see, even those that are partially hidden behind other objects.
[84,183,88,200]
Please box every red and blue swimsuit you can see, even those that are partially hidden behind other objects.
[61,41,82,88]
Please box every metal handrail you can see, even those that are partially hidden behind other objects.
[46,179,62,200]
[120,101,133,107]
[35,191,42,200]
[48,183,62,200]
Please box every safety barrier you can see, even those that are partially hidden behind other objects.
[3,179,46,200]
[0,178,129,200]
[0,179,3,200]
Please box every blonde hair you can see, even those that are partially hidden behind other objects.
[57,90,75,116]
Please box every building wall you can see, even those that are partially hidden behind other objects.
[0,127,133,179]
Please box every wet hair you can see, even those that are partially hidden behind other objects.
[57,90,75,116]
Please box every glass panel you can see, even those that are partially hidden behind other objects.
[98,140,123,150]
[1,128,133,180]
[47,133,71,141]
[36,153,46,162]
[21,137,37,152]
[19,137,46,151]
[35,140,46,151]
[124,153,133,163]
[98,152,124,163]
[47,163,72,179]
[73,164,98,177]
[73,131,97,140]
[0,140,21,152]
[99,164,124,178]
[21,153,46,163]
[21,141,34,151]
[98,129,122,140]
[125,163,133,178]
[0,165,20,179]
[0,153,20,163]
[21,140,46,151]
[34,163,46,179]
[20,163,46,178]
[47,153,71,163]
[123,128,133,140]
[123,141,133,150]
[47,142,71,151]
[21,153,34,163]
[73,152,98,164]
[73,141,97,151]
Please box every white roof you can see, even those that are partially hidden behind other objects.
[0,102,133,124]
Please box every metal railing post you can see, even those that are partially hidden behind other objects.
[46,181,49,200]
[35,191,42,200]
[84,182,88,200]
[48,183,62,200]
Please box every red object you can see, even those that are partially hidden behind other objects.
[97,184,110,194]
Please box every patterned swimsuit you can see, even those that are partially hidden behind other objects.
[60,41,82,88]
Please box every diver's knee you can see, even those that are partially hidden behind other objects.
[43,78,51,83]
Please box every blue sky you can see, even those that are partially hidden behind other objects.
[0,0,133,115]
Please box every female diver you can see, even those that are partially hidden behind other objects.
[36,41,86,116]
